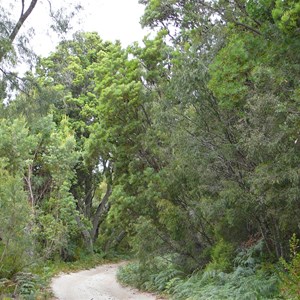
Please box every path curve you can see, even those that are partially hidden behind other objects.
[51,262,158,300]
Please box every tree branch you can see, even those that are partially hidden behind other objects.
[0,0,38,63]
[21,0,25,16]
[0,67,30,96]
[233,21,262,35]
[9,0,38,43]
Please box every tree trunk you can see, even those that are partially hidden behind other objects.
[91,184,112,242]
[75,215,93,253]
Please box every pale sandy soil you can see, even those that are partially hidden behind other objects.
[51,262,159,300]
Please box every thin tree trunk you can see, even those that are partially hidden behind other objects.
[112,230,126,248]
[24,164,35,212]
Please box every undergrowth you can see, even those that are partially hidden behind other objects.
[118,243,281,300]
[278,234,300,299]
[118,261,280,300]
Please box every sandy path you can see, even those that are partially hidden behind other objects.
[51,262,158,300]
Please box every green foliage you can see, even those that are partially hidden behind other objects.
[246,0,275,22]
[118,247,280,299]
[272,0,300,34]
[171,267,279,300]
[279,234,300,299]
[0,1,83,99]
[0,167,32,279]
[0,0,299,297]
[117,258,184,293]
[130,217,165,263]
[13,272,42,299]
[34,119,80,259]
[0,253,108,299]
[35,32,128,252]
[206,239,235,272]
[208,34,257,109]
[117,261,146,289]
[0,118,37,174]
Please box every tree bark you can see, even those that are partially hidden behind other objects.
[91,184,112,242]
[75,215,93,253]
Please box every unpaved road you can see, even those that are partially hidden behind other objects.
[51,262,158,300]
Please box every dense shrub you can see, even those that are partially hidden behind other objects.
[279,234,300,299]
[118,243,280,299]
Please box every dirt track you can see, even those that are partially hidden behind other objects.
[51,262,157,300]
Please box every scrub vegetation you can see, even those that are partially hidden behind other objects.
[0,0,300,298]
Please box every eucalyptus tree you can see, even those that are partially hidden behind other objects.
[0,0,82,99]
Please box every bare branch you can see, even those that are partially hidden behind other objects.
[21,0,25,16]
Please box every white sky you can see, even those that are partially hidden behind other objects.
[13,0,151,56]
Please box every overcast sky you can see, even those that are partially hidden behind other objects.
[20,0,150,56]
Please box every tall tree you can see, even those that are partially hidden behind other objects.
[133,0,300,269]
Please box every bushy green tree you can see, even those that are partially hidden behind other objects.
[133,0,300,283]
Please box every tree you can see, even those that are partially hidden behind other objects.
[0,0,38,63]
[0,94,83,260]
[34,32,133,252]
[0,0,82,99]
[133,0,300,272]
[0,117,37,277]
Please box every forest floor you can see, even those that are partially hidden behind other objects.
[51,262,160,300]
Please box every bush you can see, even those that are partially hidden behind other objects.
[205,239,235,272]
[279,234,300,299]
[117,257,184,293]
[117,243,281,300]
